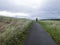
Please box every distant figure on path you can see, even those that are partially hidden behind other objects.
[36,18,38,22]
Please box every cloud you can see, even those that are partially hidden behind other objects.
[8,0,47,8]
[0,11,30,17]
[0,0,60,19]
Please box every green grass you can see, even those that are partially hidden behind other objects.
[39,20,60,45]
[0,16,33,45]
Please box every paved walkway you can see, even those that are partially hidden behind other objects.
[23,22,58,45]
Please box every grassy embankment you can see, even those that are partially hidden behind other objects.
[39,20,60,45]
[0,16,33,45]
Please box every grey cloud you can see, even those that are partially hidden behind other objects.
[0,0,36,13]
[0,0,60,19]
[31,0,60,18]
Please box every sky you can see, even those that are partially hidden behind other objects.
[0,0,60,19]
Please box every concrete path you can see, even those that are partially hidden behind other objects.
[23,22,58,45]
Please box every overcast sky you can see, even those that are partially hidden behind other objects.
[0,0,60,19]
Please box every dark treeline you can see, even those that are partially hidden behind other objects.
[41,19,60,21]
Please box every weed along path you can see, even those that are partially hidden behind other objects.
[23,22,58,45]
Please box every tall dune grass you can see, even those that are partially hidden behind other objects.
[0,16,32,45]
[39,20,60,45]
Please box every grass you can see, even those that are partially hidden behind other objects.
[39,20,60,45]
[0,16,33,45]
